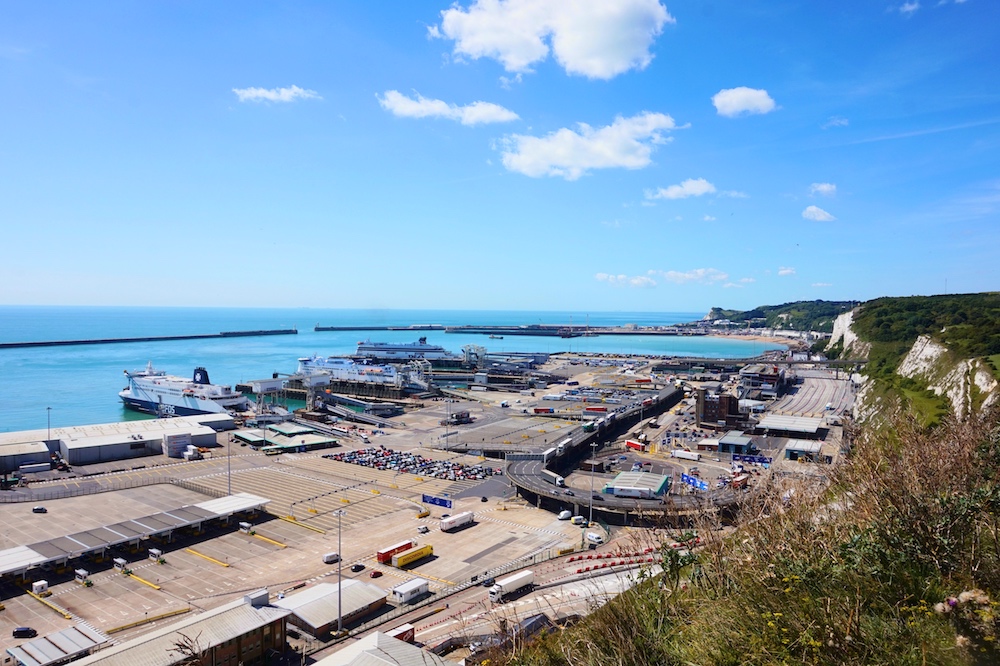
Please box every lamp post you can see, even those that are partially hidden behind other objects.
[46,407,51,442]
[334,509,345,634]
[589,442,597,526]
[227,434,232,496]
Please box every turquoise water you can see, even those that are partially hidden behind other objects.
[0,307,782,433]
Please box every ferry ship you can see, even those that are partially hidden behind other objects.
[296,356,401,386]
[355,337,458,362]
[119,362,250,416]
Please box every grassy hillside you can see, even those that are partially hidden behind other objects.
[705,300,859,333]
[491,408,1000,666]
[852,293,1000,362]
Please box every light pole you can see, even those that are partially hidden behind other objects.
[46,407,51,442]
[335,509,345,634]
[227,435,232,496]
[589,442,597,526]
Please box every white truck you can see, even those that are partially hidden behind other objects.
[440,511,474,532]
[489,570,534,603]
[541,469,566,487]
[671,449,702,462]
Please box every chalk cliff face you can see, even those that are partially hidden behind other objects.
[832,310,1000,421]
[896,336,999,419]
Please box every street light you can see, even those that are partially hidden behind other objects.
[46,407,51,442]
[334,509,345,634]
[589,442,597,526]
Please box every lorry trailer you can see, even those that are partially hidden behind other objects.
[392,544,433,568]
[489,570,535,603]
[377,540,415,564]
[671,449,701,461]
[440,511,474,532]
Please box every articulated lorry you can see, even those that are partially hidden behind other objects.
[541,469,565,487]
[671,449,701,461]
[440,511,474,532]
[488,570,534,603]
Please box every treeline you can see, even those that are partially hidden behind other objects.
[706,299,858,333]
[852,292,1000,358]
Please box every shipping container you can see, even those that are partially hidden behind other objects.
[489,570,534,603]
[541,469,565,487]
[625,440,647,452]
[533,408,554,414]
[671,449,701,461]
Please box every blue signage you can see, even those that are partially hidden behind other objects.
[422,494,453,509]
[680,474,708,491]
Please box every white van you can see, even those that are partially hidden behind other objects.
[322,552,341,564]
[557,510,572,520]
[570,515,586,525]
[586,532,605,545]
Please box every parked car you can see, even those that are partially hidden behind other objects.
[351,563,365,572]
[32,506,47,514]
[481,577,495,588]
[369,570,383,578]
[13,627,37,639]
[417,525,430,534]
[480,496,488,502]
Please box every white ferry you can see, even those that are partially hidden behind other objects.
[355,337,458,361]
[296,356,401,386]
[119,362,250,417]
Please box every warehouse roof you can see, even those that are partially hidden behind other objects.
[0,441,50,456]
[757,415,824,435]
[314,631,452,666]
[607,471,670,491]
[785,439,823,454]
[274,581,386,632]
[72,594,288,666]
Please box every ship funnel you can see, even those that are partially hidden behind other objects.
[192,367,211,384]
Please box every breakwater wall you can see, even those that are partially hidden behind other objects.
[0,328,298,350]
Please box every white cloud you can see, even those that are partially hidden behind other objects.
[719,190,749,198]
[802,205,837,221]
[652,268,729,284]
[432,0,674,80]
[739,277,756,283]
[778,267,796,276]
[711,87,777,117]
[595,272,657,288]
[500,112,676,180]
[900,1,920,14]
[703,214,716,221]
[812,282,833,287]
[722,282,742,289]
[809,182,837,197]
[647,178,716,200]
[232,85,321,103]
[377,90,518,125]
[822,116,849,129]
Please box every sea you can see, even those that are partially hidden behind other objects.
[0,306,784,433]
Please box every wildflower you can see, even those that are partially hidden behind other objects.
[956,635,971,648]
[934,602,949,615]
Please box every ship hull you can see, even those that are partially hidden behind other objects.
[120,395,229,417]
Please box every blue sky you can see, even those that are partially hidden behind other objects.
[1,1,997,313]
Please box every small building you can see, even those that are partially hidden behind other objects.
[784,439,824,462]
[696,390,742,429]
[602,471,670,498]
[738,364,787,399]
[70,590,289,666]
[274,580,386,636]
[0,441,51,474]
[718,431,754,455]
[6,623,110,666]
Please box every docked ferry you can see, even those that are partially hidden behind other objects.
[296,356,401,385]
[119,362,250,416]
[355,337,458,362]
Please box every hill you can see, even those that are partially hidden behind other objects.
[704,300,859,333]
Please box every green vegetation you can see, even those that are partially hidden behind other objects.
[705,300,859,333]
[852,293,1000,359]
[493,408,1000,666]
